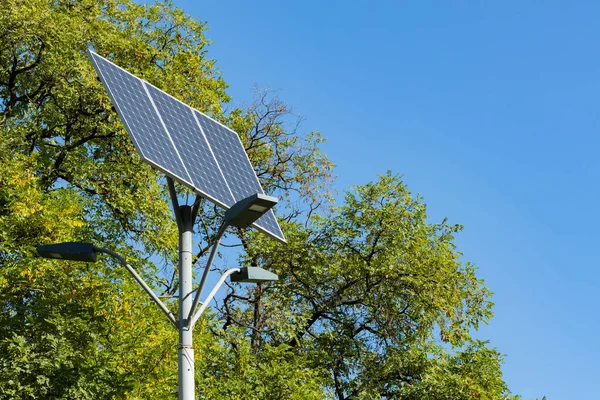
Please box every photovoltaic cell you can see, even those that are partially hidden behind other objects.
[89,52,193,187]
[193,111,264,201]
[88,50,285,243]
[194,111,284,240]
[145,85,235,208]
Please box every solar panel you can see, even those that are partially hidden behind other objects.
[88,50,285,243]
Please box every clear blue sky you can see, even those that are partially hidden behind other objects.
[166,1,599,398]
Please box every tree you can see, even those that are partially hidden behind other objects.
[225,173,518,399]
[0,0,518,399]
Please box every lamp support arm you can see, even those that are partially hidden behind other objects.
[167,178,182,231]
[186,222,228,329]
[95,247,178,327]
[189,268,240,329]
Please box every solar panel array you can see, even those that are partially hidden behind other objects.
[88,50,285,243]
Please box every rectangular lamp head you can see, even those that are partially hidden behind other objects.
[36,242,98,262]
[224,193,278,229]
[230,267,278,283]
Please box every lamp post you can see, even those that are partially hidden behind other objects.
[36,192,280,400]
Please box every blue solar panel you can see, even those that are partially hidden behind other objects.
[146,85,235,208]
[193,111,264,201]
[89,52,193,187]
[194,111,285,241]
[88,50,285,243]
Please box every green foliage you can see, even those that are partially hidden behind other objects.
[0,0,518,399]
[194,326,326,400]
[237,173,518,399]
[0,150,179,398]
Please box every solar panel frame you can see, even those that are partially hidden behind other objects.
[87,49,286,243]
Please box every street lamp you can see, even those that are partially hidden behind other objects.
[36,192,279,400]
[37,242,178,326]
[224,193,278,228]
[36,242,278,325]
[36,242,97,262]
[230,266,279,283]
[186,193,278,329]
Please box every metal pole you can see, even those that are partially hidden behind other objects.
[178,206,194,400]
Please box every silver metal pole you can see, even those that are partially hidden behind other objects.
[178,206,195,400]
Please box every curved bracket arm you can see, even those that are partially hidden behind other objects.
[189,268,240,329]
[167,177,182,231]
[95,248,178,328]
[186,222,228,329]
